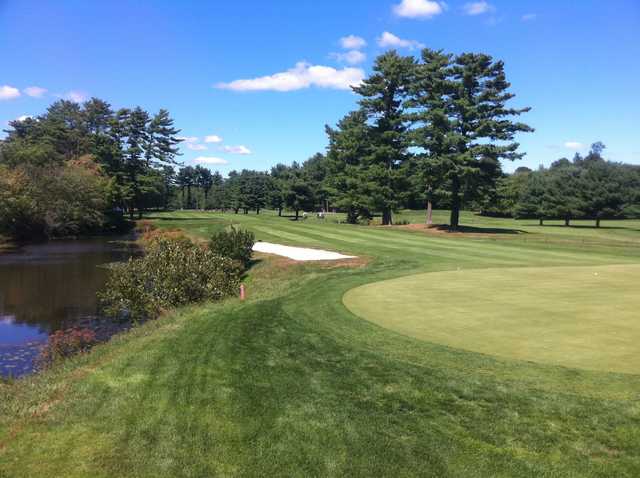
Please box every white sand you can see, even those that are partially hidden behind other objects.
[252,242,356,261]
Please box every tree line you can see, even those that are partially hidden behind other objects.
[2,48,639,241]
[170,155,326,220]
[480,143,640,227]
[0,98,181,239]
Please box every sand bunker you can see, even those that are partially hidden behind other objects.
[253,242,356,261]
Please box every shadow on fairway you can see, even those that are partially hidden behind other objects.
[540,224,640,232]
[145,216,226,222]
[433,224,527,235]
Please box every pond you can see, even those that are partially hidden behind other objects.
[0,236,139,378]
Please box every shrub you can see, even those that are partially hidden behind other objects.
[100,237,242,320]
[209,226,255,270]
[37,328,97,368]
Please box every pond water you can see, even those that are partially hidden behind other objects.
[0,236,138,378]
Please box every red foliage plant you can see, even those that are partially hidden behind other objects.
[37,328,97,368]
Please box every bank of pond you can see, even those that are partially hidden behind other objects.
[0,225,254,379]
[0,236,140,378]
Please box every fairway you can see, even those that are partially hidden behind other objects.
[344,264,640,374]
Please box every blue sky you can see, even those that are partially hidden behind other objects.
[1,0,639,174]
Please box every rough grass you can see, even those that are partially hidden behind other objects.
[1,209,640,477]
[344,264,640,374]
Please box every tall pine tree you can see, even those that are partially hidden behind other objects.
[352,51,415,225]
[325,110,374,223]
[409,50,533,229]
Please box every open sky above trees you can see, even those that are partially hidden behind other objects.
[1,0,639,174]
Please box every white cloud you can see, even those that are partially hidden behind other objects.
[16,115,32,122]
[0,85,21,100]
[393,0,444,19]
[177,136,199,143]
[522,13,537,21]
[330,50,366,65]
[221,145,251,155]
[23,86,47,98]
[178,136,209,151]
[564,141,584,150]
[204,134,223,143]
[57,90,88,102]
[340,35,366,49]
[194,156,228,165]
[462,1,493,15]
[377,31,425,50]
[215,62,365,92]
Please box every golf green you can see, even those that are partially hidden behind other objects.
[344,264,640,374]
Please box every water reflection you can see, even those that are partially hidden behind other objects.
[0,237,138,377]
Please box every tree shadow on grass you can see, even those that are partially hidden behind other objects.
[539,224,640,232]
[431,224,528,235]
[246,257,264,271]
[144,216,226,222]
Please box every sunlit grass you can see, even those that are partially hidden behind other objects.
[344,264,640,373]
[1,210,639,477]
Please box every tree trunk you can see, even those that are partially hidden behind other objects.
[382,207,392,226]
[256,207,260,214]
[450,176,461,229]
[204,191,209,210]
[347,207,358,224]
[426,200,433,227]
[187,186,192,209]
[596,218,601,228]
[295,209,299,220]
[243,208,248,214]
[234,208,239,214]
[565,216,570,227]
[539,217,543,226]
[278,207,282,217]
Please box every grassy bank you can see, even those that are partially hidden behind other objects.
[1,210,639,477]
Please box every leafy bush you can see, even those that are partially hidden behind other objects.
[0,158,112,240]
[37,328,97,368]
[100,237,242,320]
[209,226,255,270]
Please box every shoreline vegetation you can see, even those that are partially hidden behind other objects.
[1,210,639,476]
[0,222,252,377]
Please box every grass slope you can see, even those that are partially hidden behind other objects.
[1,210,640,477]
[344,264,640,374]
